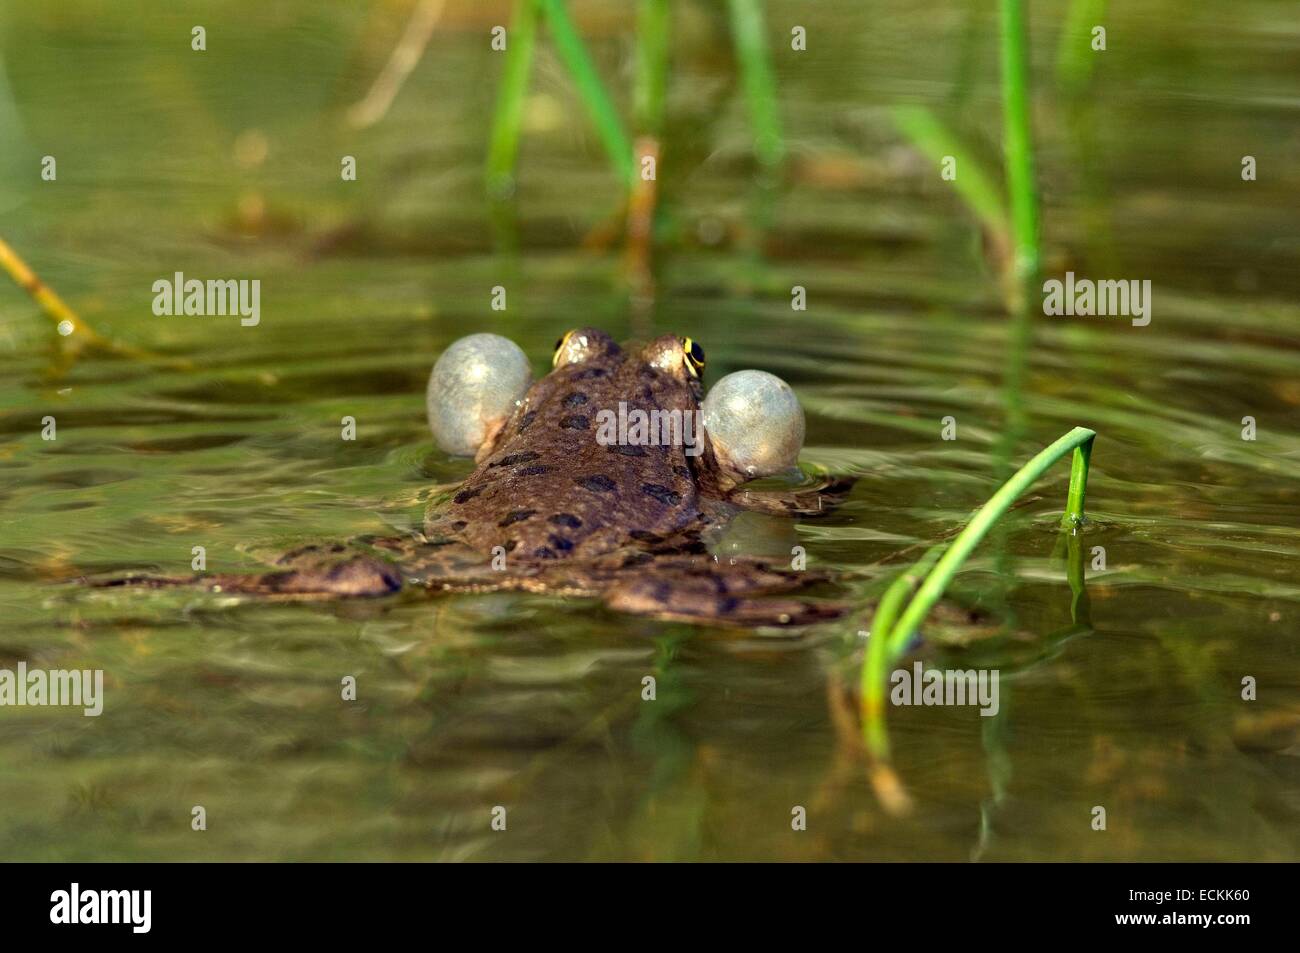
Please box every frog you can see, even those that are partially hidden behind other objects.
[98,328,858,627]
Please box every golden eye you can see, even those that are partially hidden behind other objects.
[552,330,575,367]
[681,337,705,378]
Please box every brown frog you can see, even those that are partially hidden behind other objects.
[102,328,855,627]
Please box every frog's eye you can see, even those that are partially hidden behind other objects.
[552,330,576,368]
[681,337,706,378]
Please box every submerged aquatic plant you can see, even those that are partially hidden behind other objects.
[0,236,191,371]
[860,427,1097,811]
[0,237,86,337]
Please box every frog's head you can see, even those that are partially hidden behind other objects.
[427,329,805,485]
[625,333,806,487]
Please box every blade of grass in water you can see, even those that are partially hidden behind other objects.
[891,105,1011,252]
[1000,0,1040,301]
[348,0,447,129]
[726,0,784,176]
[0,236,85,334]
[860,543,945,761]
[998,0,1040,453]
[486,0,540,201]
[627,0,671,308]
[860,427,1097,806]
[0,236,191,370]
[634,0,671,136]
[887,428,1096,659]
[1057,0,1109,97]
[991,0,1041,629]
[537,0,635,186]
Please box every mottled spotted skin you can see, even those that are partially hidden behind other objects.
[435,331,709,563]
[98,328,855,627]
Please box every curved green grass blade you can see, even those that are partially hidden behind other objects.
[860,427,1097,781]
[886,427,1096,657]
[538,0,635,186]
[891,105,1011,246]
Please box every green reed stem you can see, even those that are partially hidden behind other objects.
[634,0,671,136]
[860,427,1097,758]
[726,0,784,175]
[888,427,1095,656]
[861,544,944,760]
[538,0,635,186]
[1056,0,1109,97]
[1063,436,1092,528]
[891,105,1011,246]
[999,0,1040,296]
[998,0,1040,489]
[486,0,541,201]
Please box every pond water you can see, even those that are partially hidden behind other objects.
[0,1,1296,860]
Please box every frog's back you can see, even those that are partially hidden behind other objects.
[437,352,703,561]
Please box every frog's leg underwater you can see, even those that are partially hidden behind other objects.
[725,474,857,518]
[601,560,847,627]
[572,542,848,627]
[87,542,398,598]
[88,533,529,600]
